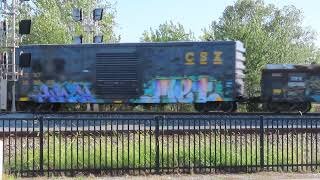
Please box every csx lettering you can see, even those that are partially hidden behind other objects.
[185,52,195,65]
[213,51,223,64]
[185,51,223,65]
[200,52,208,65]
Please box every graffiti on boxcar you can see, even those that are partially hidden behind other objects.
[29,82,96,103]
[131,76,232,103]
[307,76,320,101]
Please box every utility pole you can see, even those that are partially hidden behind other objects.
[0,0,31,112]
[11,0,17,112]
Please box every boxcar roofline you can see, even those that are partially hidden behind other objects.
[19,41,242,49]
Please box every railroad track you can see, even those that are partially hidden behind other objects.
[1,111,320,117]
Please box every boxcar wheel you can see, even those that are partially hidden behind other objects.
[295,102,311,113]
[221,102,237,112]
[267,102,281,113]
[194,103,209,112]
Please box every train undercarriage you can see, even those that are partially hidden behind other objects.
[5,100,313,113]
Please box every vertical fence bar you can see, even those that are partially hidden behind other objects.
[220,118,222,172]
[172,118,175,173]
[53,119,56,176]
[64,119,67,173]
[155,116,161,174]
[144,118,147,172]
[266,117,269,171]
[162,117,165,173]
[33,118,35,176]
[47,119,50,176]
[20,119,23,175]
[59,119,61,174]
[2,119,4,175]
[276,118,279,171]
[250,118,253,171]
[76,119,79,173]
[14,119,16,176]
[239,118,242,170]
[177,118,180,172]
[229,117,232,171]
[271,118,274,171]
[127,119,129,173]
[259,116,264,171]
[291,118,294,171]
[8,120,11,175]
[188,118,191,173]
[138,118,140,174]
[115,118,118,173]
[26,119,29,176]
[316,119,318,170]
[82,119,85,172]
[235,118,238,171]
[122,119,125,174]
[281,118,284,171]
[99,119,102,175]
[71,119,74,176]
[286,119,290,171]
[149,118,152,173]
[225,118,227,171]
[105,119,109,174]
[39,116,44,176]
[311,118,314,171]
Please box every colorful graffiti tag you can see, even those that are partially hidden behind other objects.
[27,76,233,104]
[131,76,232,103]
[29,82,96,103]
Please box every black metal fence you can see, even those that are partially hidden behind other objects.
[1,114,320,176]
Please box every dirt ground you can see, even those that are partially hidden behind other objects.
[14,172,320,180]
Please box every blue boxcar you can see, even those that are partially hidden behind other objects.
[16,41,246,104]
[262,64,320,102]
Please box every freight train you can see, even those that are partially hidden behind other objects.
[1,41,318,112]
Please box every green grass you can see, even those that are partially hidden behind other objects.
[3,131,320,174]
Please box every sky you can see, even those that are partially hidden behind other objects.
[109,0,320,45]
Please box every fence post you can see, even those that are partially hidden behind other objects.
[259,115,264,171]
[39,116,44,176]
[154,116,161,174]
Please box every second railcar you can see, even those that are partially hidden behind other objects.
[16,41,246,112]
[261,64,320,112]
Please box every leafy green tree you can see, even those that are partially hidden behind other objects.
[201,0,318,100]
[141,21,195,42]
[20,0,119,45]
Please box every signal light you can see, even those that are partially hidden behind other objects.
[73,35,83,44]
[72,8,83,22]
[1,52,7,65]
[19,53,31,68]
[1,21,6,32]
[93,8,103,21]
[93,35,103,43]
[19,20,31,35]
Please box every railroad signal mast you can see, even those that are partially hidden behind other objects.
[72,4,104,111]
[0,0,31,112]
[72,6,104,44]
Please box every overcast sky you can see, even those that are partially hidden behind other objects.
[109,0,319,46]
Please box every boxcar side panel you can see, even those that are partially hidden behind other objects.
[16,41,246,104]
